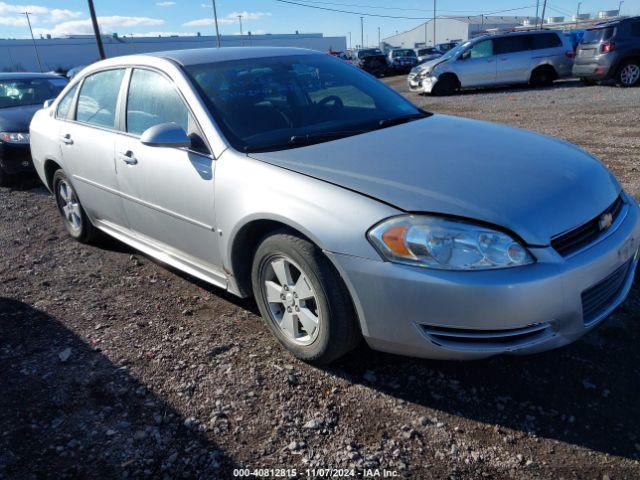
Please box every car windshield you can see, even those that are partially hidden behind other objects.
[392,49,416,58]
[185,54,426,153]
[440,41,471,60]
[0,77,67,108]
[581,26,615,44]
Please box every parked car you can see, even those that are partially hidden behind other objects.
[436,42,459,53]
[415,47,442,64]
[408,30,574,95]
[66,65,87,79]
[0,73,67,185]
[573,16,640,87]
[387,48,418,73]
[353,48,387,77]
[30,47,640,364]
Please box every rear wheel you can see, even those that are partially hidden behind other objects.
[530,66,556,87]
[53,169,100,243]
[251,231,360,364]
[617,60,640,87]
[580,77,597,86]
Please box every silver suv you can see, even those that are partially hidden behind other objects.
[408,30,575,95]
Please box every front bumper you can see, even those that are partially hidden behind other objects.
[328,195,640,360]
[0,142,34,175]
[407,74,437,94]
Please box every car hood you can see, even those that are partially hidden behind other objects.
[248,115,620,246]
[0,104,42,132]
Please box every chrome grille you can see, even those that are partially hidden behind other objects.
[581,259,634,325]
[551,195,624,257]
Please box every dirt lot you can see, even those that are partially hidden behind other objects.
[1,79,639,480]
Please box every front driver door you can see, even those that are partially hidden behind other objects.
[114,68,223,283]
[454,39,497,87]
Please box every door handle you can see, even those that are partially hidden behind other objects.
[118,151,138,165]
[60,133,73,145]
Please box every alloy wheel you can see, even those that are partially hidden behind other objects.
[57,179,82,234]
[620,64,640,86]
[261,256,321,346]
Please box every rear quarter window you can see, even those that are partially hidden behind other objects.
[56,84,78,120]
[531,33,562,50]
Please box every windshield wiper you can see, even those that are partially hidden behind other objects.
[289,130,367,145]
[377,112,430,129]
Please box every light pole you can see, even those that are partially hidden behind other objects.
[540,0,548,29]
[360,16,363,49]
[87,0,105,60]
[575,2,582,27]
[212,0,220,47]
[23,12,43,72]
[377,26,380,47]
[238,14,243,36]
[535,0,540,28]
[433,0,436,46]
[348,31,351,50]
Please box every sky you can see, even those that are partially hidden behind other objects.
[0,0,638,44]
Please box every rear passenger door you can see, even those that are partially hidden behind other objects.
[495,35,532,84]
[455,39,497,87]
[114,68,223,279]
[58,68,127,226]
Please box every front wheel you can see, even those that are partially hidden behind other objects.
[617,61,640,87]
[251,231,360,364]
[53,169,100,243]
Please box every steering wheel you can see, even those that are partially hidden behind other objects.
[317,95,344,110]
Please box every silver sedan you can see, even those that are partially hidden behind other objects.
[30,47,640,364]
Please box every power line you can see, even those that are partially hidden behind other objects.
[273,0,539,20]
[287,0,502,14]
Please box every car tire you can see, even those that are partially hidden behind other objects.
[432,74,458,96]
[0,168,9,187]
[530,66,556,87]
[52,169,100,244]
[251,230,360,364]
[617,60,640,87]
[580,77,597,86]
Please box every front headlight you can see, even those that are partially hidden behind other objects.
[0,132,30,144]
[368,215,534,270]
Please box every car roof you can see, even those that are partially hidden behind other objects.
[151,46,320,66]
[0,72,64,81]
[587,16,639,29]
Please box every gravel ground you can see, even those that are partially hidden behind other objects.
[1,78,639,480]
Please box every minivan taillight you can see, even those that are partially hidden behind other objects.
[601,42,615,54]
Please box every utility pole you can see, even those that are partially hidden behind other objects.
[238,14,243,36]
[360,16,363,49]
[535,0,540,28]
[212,0,220,47]
[377,26,380,47]
[540,0,548,29]
[575,2,582,27]
[23,12,43,72]
[433,0,436,46]
[87,0,105,59]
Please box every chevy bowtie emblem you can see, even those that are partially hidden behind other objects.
[599,212,614,231]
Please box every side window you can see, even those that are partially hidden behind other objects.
[531,33,562,50]
[76,69,125,128]
[469,40,494,58]
[495,36,531,55]
[631,21,640,37]
[126,69,189,136]
[56,84,78,120]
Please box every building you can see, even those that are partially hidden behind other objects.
[0,32,347,72]
[382,16,534,49]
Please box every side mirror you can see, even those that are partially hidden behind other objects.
[140,123,191,149]
[43,98,56,108]
[459,51,470,61]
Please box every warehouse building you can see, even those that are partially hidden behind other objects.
[0,32,347,72]
[382,16,534,49]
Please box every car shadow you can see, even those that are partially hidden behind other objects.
[322,275,640,461]
[456,79,586,96]
[0,298,238,478]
